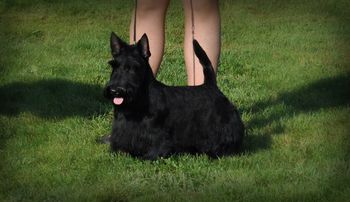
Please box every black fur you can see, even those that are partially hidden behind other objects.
[102,32,244,160]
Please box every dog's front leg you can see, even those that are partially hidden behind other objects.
[96,134,111,144]
[142,141,172,161]
[142,149,160,161]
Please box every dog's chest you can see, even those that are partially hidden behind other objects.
[111,114,163,152]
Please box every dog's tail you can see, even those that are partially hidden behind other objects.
[193,40,216,85]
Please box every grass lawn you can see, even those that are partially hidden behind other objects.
[0,0,349,201]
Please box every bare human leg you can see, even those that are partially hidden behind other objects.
[183,0,221,85]
[130,0,170,75]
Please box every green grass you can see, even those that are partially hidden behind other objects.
[1,0,349,201]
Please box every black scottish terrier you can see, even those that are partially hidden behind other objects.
[102,32,244,160]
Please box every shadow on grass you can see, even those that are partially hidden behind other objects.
[0,75,348,155]
[0,79,110,118]
[249,74,349,129]
[243,74,350,153]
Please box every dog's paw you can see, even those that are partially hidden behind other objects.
[96,134,111,144]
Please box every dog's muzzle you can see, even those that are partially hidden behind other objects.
[110,86,126,97]
[105,86,127,105]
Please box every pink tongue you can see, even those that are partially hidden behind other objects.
[113,97,124,105]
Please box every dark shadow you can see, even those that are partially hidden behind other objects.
[242,132,272,154]
[246,74,350,133]
[0,79,110,118]
[241,74,349,153]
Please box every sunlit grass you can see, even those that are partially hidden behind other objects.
[0,0,349,201]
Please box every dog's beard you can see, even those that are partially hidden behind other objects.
[111,90,136,107]
[104,77,146,107]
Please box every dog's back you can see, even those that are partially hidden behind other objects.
[146,40,244,158]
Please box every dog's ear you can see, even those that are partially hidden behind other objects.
[110,32,127,57]
[137,33,151,59]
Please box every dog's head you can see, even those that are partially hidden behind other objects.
[104,32,153,107]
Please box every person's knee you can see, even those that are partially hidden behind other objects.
[137,0,169,16]
[193,0,219,18]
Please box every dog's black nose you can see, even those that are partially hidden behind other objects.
[110,86,126,97]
